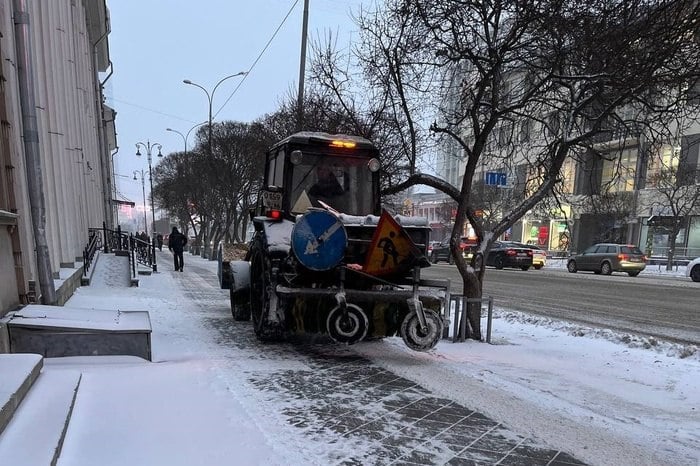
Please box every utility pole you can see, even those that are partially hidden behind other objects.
[296,0,309,131]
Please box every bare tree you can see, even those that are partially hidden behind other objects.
[152,150,203,237]
[315,0,700,339]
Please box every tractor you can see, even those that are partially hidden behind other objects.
[218,132,450,351]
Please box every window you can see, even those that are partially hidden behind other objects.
[646,144,680,188]
[546,114,560,138]
[601,147,637,192]
[560,158,575,194]
[519,120,530,143]
[498,124,512,147]
[267,150,285,187]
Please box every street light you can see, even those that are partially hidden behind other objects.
[135,140,162,242]
[183,71,247,258]
[133,170,148,234]
[166,122,207,154]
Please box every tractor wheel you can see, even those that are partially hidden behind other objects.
[230,288,250,321]
[400,309,442,352]
[326,304,369,345]
[249,241,283,341]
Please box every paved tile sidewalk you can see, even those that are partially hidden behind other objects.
[248,344,586,466]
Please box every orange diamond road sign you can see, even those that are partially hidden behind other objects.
[364,210,423,276]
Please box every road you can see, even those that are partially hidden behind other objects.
[422,263,699,345]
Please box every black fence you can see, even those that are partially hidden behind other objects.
[83,228,100,277]
[84,223,158,280]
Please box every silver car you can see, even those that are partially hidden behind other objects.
[567,243,647,277]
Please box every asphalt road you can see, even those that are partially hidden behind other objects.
[422,262,699,345]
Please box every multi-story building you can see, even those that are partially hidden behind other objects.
[0,1,116,315]
[431,113,700,257]
[427,33,700,258]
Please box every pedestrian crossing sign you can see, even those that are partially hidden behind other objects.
[363,210,422,276]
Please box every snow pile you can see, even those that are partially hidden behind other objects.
[494,309,699,360]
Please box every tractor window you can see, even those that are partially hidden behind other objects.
[267,150,285,187]
[289,153,375,215]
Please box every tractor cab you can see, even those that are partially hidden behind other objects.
[259,132,381,218]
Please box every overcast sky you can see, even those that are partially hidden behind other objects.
[105,0,367,229]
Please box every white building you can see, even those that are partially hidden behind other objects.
[0,0,116,314]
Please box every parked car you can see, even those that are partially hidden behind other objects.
[427,241,441,257]
[514,243,547,269]
[429,237,477,264]
[686,257,700,282]
[484,241,533,270]
[566,243,646,276]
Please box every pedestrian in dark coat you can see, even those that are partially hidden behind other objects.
[156,233,164,251]
[168,227,188,272]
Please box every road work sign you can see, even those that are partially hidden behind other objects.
[364,210,422,276]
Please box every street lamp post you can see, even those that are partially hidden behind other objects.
[183,71,247,259]
[135,140,162,272]
[166,123,206,254]
[133,170,148,235]
[166,122,206,155]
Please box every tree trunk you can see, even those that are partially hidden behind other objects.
[462,266,483,340]
[666,229,679,271]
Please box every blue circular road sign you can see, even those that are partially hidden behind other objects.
[291,210,347,271]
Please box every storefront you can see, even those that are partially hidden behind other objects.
[519,207,573,254]
[639,215,700,259]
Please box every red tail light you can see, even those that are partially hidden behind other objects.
[527,250,533,256]
[266,209,282,221]
[506,249,516,256]
[618,253,628,261]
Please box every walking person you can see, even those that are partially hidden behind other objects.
[156,233,164,251]
[168,227,187,272]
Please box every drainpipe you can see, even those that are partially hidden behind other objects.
[13,0,56,304]
[93,26,113,229]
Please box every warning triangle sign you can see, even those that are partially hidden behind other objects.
[363,210,423,276]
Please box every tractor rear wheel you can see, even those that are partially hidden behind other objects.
[230,288,251,321]
[249,241,283,341]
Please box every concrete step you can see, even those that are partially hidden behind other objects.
[0,369,82,466]
[0,354,43,436]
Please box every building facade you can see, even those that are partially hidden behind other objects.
[0,0,116,315]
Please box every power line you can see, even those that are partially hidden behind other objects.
[105,96,199,124]
[214,0,301,118]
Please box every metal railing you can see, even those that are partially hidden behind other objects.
[83,228,100,276]
[84,223,158,282]
[645,246,700,261]
[444,295,494,344]
[131,235,157,272]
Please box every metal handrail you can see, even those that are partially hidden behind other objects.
[83,229,100,276]
[84,224,158,283]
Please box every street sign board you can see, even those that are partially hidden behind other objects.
[484,172,507,186]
